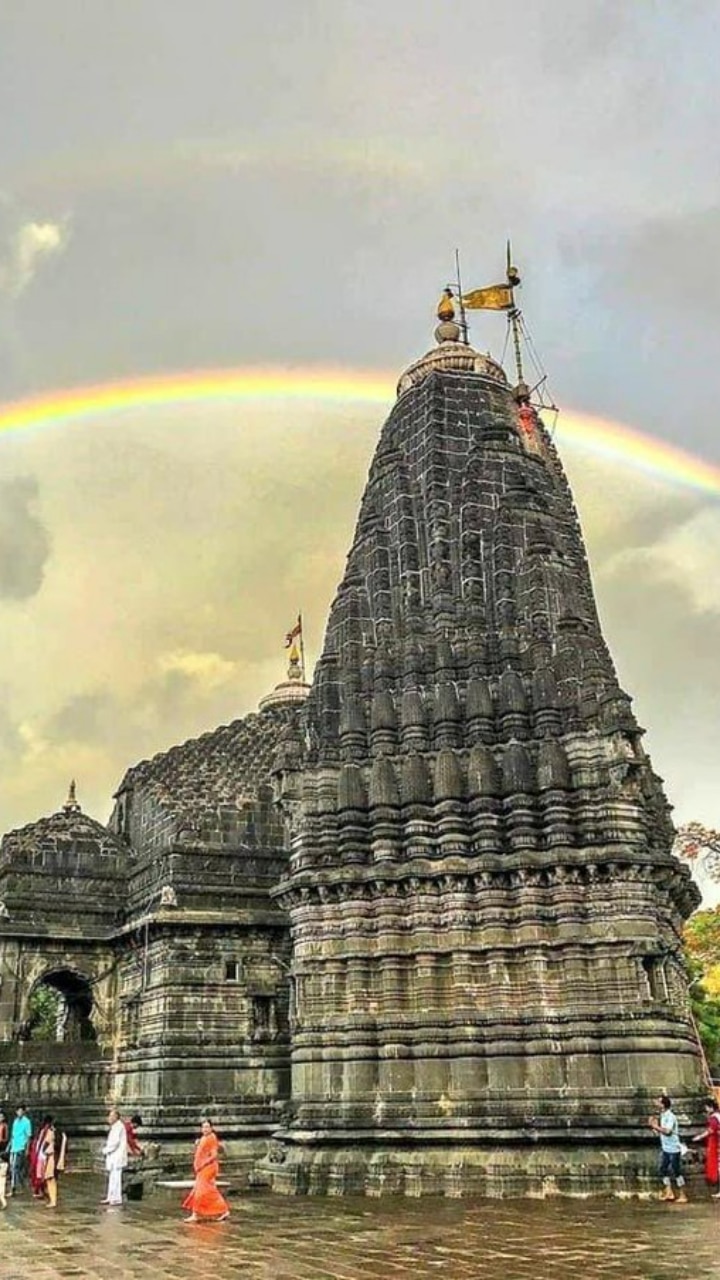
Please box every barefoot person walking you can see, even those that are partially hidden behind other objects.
[182,1119,229,1224]
[101,1108,128,1207]
[41,1118,66,1209]
[692,1096,720,1198]
[8,1106,32,1196]
[649,1094,688,1204]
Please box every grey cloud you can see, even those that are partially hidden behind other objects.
[1,0,718,462]
[0,477,51,600]
[43,662,241,784]
[0,705,23,761]
[602,561,720,709]
[0,198,70,299]
[534,0,635,74]
[590,492,708,566]
[45,692,113,744]
[588,209,720,317]
[597,544,720,817]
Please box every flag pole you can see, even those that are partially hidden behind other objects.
[298,613,306,682]
[454,248,469,345]
[506,239,525,386]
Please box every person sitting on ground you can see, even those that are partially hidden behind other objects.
[649,1094,688,1204]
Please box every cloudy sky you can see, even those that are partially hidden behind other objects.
[0,1,719,875]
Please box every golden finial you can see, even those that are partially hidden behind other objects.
[506,239,521,288]
[63,779,81,813]
[287,640,302,682]
[437,288,455,322]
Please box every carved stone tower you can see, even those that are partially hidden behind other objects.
[271,304,702,1195]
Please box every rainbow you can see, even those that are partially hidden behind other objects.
[0,366,719,500]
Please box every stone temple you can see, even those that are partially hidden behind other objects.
[0,296,703,1194]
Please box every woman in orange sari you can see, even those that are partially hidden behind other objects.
[182,1119,229,1223]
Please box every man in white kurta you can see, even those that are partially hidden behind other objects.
[102,1108,128,1206]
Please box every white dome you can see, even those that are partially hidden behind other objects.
[397,338,507,397]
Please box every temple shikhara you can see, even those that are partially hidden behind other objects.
[0,266,704,1194]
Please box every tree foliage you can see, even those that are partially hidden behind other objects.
[674,823,720,1071]
[687,958,720,1073]
[26,983,63,1041]
[674,822,720,882]
[684,906,720,975]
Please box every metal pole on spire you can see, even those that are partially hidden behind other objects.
[454,248,469,345]
[298,613,306,683]
[506,239,525,388]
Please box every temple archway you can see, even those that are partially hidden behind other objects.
[26,970,96,1043]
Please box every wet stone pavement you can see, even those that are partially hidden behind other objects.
[0,1178,719,1280]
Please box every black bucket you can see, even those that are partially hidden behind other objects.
[126,1180,144,1202]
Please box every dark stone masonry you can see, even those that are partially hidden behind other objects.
[0,312,703,1194]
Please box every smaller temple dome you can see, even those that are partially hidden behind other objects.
[397,297,507,397]
[259,649,311,713]
[397,340,507,397]
[1,784,129,859]
[0,784,132,929]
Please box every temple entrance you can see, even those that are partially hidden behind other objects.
[25,970,96,1043]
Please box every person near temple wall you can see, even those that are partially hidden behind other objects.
[29,1115,52,1197]
[0,1151,8,1210]
[0,1111,8,1151]
[41,1117,67,1209]
[101,1108,128,1207]
[692,1096,720,1198]
[124,1113,144,1158]
[649,1094,688,1204]
[182,1119,229,1223]
[8,1105,32,1194]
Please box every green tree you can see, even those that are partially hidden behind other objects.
[684,906,720,977]
[687,959,720,1074]
[674,824,720,1070]
[26,983,63,1041]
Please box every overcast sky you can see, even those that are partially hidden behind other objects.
[0,1,719,887]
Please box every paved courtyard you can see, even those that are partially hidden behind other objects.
[1,1177,719,1280]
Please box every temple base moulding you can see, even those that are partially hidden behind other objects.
[263,1141,678,1198]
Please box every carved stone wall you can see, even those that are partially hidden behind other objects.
[111,920,291,1133]
[0,331,704,1193]
[271,342,703,1194]
[0,704,297,1161]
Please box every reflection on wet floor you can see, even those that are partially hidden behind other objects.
[1,1177,719,1280]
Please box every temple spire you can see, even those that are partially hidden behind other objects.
[271,275,702,1194]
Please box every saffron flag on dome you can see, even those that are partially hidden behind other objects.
[285,617,302,648]
[461,283,514,311]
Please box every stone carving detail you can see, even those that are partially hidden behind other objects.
[0,702,298,1148]
[0,324,703,1195]
[272,330,702,1194]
